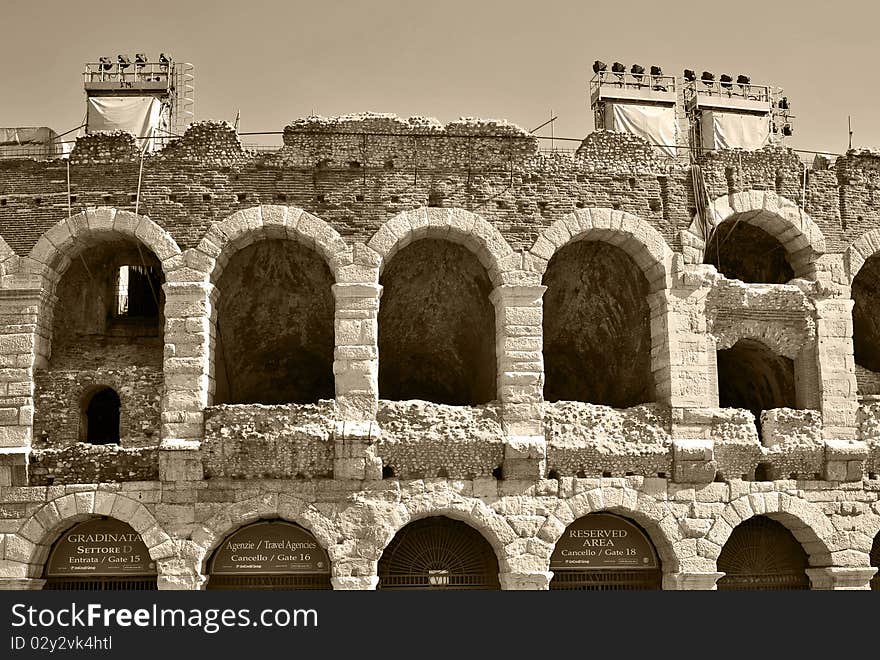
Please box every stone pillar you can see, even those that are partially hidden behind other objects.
[331,576,379,590]
[332,283,380,421]
[156,557,206,591]
[499,571,553,590]
[813,297,859,439]
[0,578,45,590]
[662,572,725,590]
[649,278,715,413]
[333,421,382,481]
[489,285,546,480]
[161,281,215,448]
[805,567,877,590]
[0,288,43,486]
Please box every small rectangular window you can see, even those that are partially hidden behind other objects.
[115,265,161,317]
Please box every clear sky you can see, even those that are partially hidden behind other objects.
[1,0,877,154]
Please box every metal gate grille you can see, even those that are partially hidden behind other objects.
[378,517,500,590]
[206,574,331,590]
[550,569,661,591]
[44,577,156,591]
[717,516,810,591]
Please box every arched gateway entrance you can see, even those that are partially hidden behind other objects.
[206,521,331,590]
[43,518,156,590]
[717,516,810,590]
[378,517,500,590]
[550,513,662,590]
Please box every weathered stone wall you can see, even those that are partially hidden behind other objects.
[202,403,335,479]
[0,114,880,590]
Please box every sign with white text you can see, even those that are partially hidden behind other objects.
[210,521,330,575]
[46,518,156,577]
[550,513,659,570]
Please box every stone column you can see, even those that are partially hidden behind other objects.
[0,288,43,486]
[161,281,214,448]
[662,572,725,590]
[159,281,213,483]
[813,296,859,439]
[499,571,553,590]
[156,557,206,591]
[331,576,379,590]
[805,567,877,590]
[332,283,381,421]
[489,285,546,480]
[0,578,45,590]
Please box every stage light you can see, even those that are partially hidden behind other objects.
[683,69,696,82]
[99,56,113,71]
[782,124,793,136]
[117,55,131,70]
[593,60,607,74]
[778,97,789,110]
[135,53,148,64]
[650,65,662,76]
[736,74,750,85]
[158,53,171,65]
[611,62,626,73]
[720,74,732,89]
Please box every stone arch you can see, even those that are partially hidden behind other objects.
[28,207,181,287]
[191,494,338,578]
[368,207,523,287]
[0,232,17,280]
[26,208,180,368]
[550,486,683,574]
[193,205,351,285]
[845,228,880,285]
[712,322,807,361]
[371,499,518,574]
[685,191,825,278]
[704,493,836,569]
[529,208,673,293]
[11,491,174,578]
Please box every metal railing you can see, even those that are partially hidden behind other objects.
[590,70,677,96]
[83,61,172,86]
[682,78,773,107]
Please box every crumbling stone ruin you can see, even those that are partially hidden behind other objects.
[0,112,879,591]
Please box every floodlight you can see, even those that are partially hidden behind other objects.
[720,74,733,89]
[736,74,750,85]
[683,69,696,82]
[650,65,662,76]
[135,53,148,64]
[611,62,626,73]
[778,97,789,110]
[158,53,171,65]
[99,56,113,71]
[118,55,131,69]
[593,60,607,74]
[782,124,793,136]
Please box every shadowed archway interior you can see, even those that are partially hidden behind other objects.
[717,339,796,434]
[704,217,793,284]
[717,516,810,590]
[378,239,496,405]
[852,253,880,395]
[213,239,335,404]
[542,240,652,407]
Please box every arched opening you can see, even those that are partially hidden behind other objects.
[851,254,880,396]
[33,237,164,448]
[717,339,796,436]
[213,239,335,404]
[82,387,120,444]
[549,513,661,590]
[206,520,331,590]
[378,239,496,405]
[43,517,157,590]
[871,532,880,591]
[378,516,500,590]
[542,240,652,407]
[704,218,793,284]
[717,516,810,590]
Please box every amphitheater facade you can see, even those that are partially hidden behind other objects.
[0,114,878,590]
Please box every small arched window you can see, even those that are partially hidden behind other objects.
[83,387,121,444]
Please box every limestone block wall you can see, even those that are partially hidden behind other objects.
[0,116,879,589]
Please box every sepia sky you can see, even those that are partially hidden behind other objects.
[0,0,877,154]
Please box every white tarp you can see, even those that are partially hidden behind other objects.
[0,127,63,159]
[87,96,164,150]
[606,102,677,157]
[701,111,770,151]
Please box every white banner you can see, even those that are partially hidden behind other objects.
[87,96,164,150]
[701,111,770,151]
[606,102,677,157]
